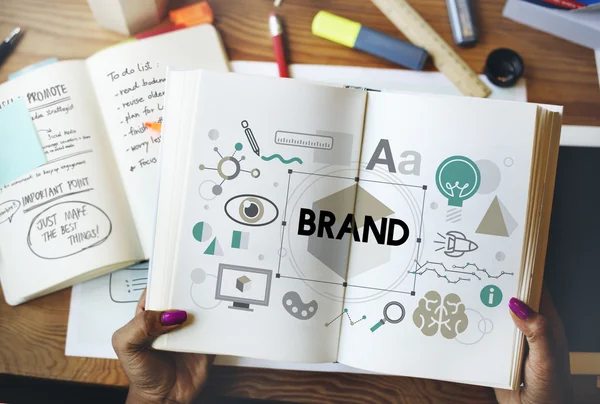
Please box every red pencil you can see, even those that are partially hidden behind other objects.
[269,13,289,78]
[541,0,585,9]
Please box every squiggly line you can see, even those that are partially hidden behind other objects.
[409,268,471,284]
[452,263,514,279]
[261,154,303,164]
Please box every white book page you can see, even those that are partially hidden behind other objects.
[86,25,229,257]
[0,61,143,305]
[337,92,539,387]
[155,71,367,363]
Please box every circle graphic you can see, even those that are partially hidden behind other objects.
[208,129,219,140]
[475,159,502,194]
[217,156,241,180]
[274,182,279,187]
[504,157,514,167]
[258,254,265,260]
[251,168,261,178]
[239,197,264,224]
[191,267,207,284]
[495,251,506,262]
[189,271,221,310]
[212,184,223,195]
[430,201,438,210]
[235,142,243,151]
[384,301,406,324]
[480,285,503,308]
[455,309,494,345]
[204,205,209,210]
[199,180,218,200]
[192,221,212,242]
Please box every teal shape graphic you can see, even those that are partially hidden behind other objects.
[204,237,223,256]
[435,156,481,207]
[480,285,503,308]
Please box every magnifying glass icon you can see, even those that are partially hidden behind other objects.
[370,301,405,332]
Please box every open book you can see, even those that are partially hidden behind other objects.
[148,71,562,389]
[0,25,229,305]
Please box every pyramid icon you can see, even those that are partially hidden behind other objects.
[204,237,223,256]
[476,196,518,237]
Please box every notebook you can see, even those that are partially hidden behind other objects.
[0,25,229,306]
[146,70,562,389]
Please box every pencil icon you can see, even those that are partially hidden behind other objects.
[241,120,260,157]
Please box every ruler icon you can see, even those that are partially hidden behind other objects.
[275,131,334,150]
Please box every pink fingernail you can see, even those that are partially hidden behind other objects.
[509,298,531,320]
[161,310,187,326]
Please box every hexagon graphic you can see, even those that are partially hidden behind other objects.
[307,185,394,279]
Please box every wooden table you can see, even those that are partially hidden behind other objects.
[0,0,598,403]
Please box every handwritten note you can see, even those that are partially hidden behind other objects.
[106,61,164,173]
[86,25,229,255]
[0,60,143,305]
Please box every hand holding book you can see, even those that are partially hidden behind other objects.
[112,290,213,404]
[494,292,573,403]
[113,288,573,401]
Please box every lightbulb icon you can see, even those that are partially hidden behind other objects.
[435,156,481,207]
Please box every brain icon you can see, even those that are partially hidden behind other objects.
[413,291,469,339]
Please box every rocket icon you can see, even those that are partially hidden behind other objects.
[435,231,478,258]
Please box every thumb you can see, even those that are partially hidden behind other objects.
[113,309,187,355]
[508,297,555,375]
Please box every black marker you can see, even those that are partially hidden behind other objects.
[446,0,478,47]
[0,27,24,67]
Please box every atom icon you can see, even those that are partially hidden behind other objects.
[199,142,260,199]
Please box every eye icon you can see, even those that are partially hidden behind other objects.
[224,194,279,227]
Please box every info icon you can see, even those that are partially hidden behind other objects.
[480,285,503,308]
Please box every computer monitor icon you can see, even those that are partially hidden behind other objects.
[215,263,272,312]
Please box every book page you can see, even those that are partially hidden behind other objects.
[86,25,230,256]
[151,71,367,362]
[337,92,539,388]
[0,61,143,305]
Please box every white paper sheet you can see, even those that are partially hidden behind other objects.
[66,62,528,372]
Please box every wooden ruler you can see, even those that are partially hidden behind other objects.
[371,0,491,98]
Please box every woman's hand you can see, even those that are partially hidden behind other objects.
[495,289,573,404]
[112,290,213,404]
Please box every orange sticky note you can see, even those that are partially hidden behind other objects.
[169,2,214,27]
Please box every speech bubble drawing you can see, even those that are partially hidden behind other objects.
[0,200,21,225]
[27,201,112,259]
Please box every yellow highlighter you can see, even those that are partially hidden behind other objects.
[312,11,428,71]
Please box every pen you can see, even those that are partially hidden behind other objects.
[0,28,24,67]
[269,13,289,78]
